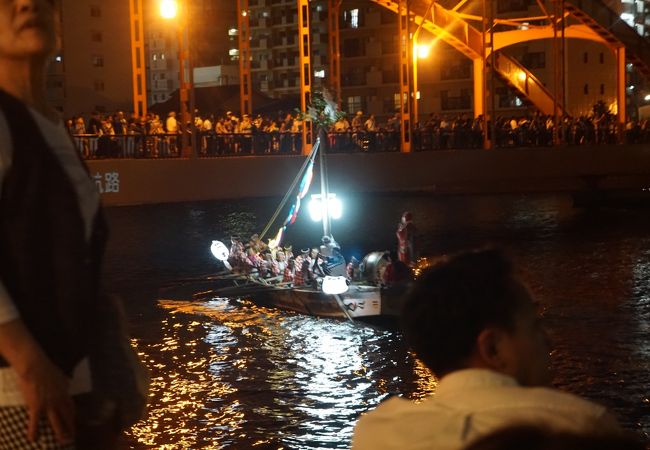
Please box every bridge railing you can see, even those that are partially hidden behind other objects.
[72,126,650,160]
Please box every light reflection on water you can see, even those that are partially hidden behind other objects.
[106,194,650,448]
[130,299,432,449]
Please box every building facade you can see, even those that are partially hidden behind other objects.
[145,0,238,107]
[335,0,630,122]
[247,0,328,99]
[47,1,646,121]
[51,0,135,117]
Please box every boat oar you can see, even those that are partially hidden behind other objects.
[333,294,353,322]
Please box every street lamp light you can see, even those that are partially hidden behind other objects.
[159,0,178,19]
[412,38,433,128]
[414,43,431,60]
[159,0,195,158]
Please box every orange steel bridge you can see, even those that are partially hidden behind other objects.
[130,1,650,153]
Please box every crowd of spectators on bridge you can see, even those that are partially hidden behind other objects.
[65,106,650,159]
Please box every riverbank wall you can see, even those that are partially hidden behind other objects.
[87,145,650,206]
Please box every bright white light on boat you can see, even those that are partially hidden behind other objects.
[210,240,229,261]
[329,196,342,219]
[322,276,349,295]
[309,197,323,222]
[309,193,343,222]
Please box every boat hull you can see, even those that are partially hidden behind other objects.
[256,284,382,319]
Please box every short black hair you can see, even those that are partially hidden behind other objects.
[401,248,525,376]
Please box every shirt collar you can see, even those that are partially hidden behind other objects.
[436,369,519,396]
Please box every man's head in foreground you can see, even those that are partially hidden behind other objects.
[401,248,551,386]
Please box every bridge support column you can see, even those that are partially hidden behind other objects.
[616,47,627,142]
[298,0,313,155]
[398,0,411,153]
[237,0,252,116]
[473,58,485,120]
[129,0,147,118]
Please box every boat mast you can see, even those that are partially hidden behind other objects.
[318,128,331,238]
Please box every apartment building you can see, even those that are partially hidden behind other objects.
[50,0,134,117]
[47,0,646,120]
[145,0,237,107]
[337,0,631,121]
[247,0,328,99]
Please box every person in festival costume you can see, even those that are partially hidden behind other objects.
[245,247,262,275]
[228,236,246,271]
[275,250,287,274]
[347,256,360,280]
[0,1,147,447]
[262,251,279,278]
[283,258,295,284]
[294,248,309,271]
[396,211,417,265]
[248,233,267,254]
[293,249,310,286]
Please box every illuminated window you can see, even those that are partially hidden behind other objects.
[92,55,104,67]
[350,9,359,28]
[347,96,362,114]
[344,9,360,28]
[152,54,157,61]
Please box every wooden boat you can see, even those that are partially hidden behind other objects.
[162,100,430,324]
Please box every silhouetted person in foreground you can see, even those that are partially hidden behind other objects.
[352,248,624,450]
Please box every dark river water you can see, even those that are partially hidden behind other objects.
[103,193,650,449]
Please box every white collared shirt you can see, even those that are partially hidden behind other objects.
[352,369,620,450]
